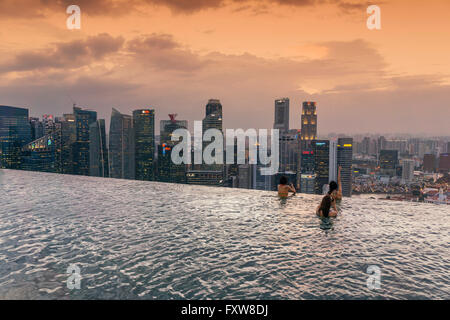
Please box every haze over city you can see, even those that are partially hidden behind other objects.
[0,0,449,134]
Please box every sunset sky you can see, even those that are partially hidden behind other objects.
[0,0,449,135]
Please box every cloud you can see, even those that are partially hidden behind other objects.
[0,33,448,135]
[126,34,209,72]
[0,33,124,73]
[0,0,378,18]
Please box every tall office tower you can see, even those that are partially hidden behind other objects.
[401,159,415,184]
[447,142,450,154]
[21,130,61,173]
[379,149,399,177]
[30,117,44,141]
[59,114,77,174]
[337,137,353,197]
[158,114,188,183]
[273,98,289,133]
[300,173,316,194]
[237,164,255,189]
[203,99,223,133]
[89,119,109,177]
[361,137,370,155]
[329,139,338,183]
[42,114,56,135]
[313,140,330,194]
[423,154,436,173]
[72,106,97,176]
[109,108,135,180]
[0,105,31,169]
[160,114,188,146]
[301,101,317,150]
[133,109,155,181]
[378,136,387,152]
[438,153,450,173]
[188,99,224,186]
[279,129,301,172]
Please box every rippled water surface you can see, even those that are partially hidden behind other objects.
[0,169,449,299]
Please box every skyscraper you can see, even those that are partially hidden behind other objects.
[133,109,155,181]
[402,159,415,184]
[329,139,338,183]
[187,99,224,186]
[0,105,31,169]
[59,114,77,175]
[301,101,317,150]
[21,131,60,173]
[379,149,398,177]
[337,137,353,197]
[273,98,289,133]
[313,140,329,194]
[160,114,188,146]
[159,114,187,183]
[109,108,135,180]
[73,106,97,176]
[89,119,109,177]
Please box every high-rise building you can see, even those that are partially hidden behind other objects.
[59,114,77,175]
[313,140,330,194]
[0,105,31,169]
[379,149,398,177]
[273,98,289,133]
[401,159,415,184]
[329,139,338,183]
[300,173,316,194]
[279,129,301,188]
[438,153,450,173]
[337,137,353,197]
[133,109,155,181]
[42,114,56,136]
[30,117,44,141]
[158,114,188,183]
[187,99,224,186]
[109,108,135,179]
[160,114,188,146]
[72,106,97,176]
[301,101,317,150]
[21,131,61,173]
[423,154,436,173]
[89,119,109,177]
[237,164,255,189]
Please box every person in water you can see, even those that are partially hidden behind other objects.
[316,194,338,218]
[278,176,296,198]
[328,166,343,205]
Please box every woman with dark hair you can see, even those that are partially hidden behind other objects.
[278,176,296,198]
[316,194,338,218]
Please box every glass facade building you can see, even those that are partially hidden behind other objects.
[133,109,155,181]
[0,105,31,169]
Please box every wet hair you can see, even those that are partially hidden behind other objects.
[280,176,288,185]
[329,181,338,194]
[319,195,332,217]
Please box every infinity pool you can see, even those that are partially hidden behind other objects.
[0,169,449,299]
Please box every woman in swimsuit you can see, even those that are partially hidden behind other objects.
[278,176,296,198]
[316,194,338,218]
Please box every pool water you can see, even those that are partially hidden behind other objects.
[0,169,449,299]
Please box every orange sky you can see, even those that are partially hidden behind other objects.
[0,0,449,135]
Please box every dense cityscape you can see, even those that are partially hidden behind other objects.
[0,101,449,205]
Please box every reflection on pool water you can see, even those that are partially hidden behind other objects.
[0,169,449,299]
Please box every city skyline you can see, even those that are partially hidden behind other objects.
[0,1,449,135]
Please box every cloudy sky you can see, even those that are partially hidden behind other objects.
[0,0,449,135]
